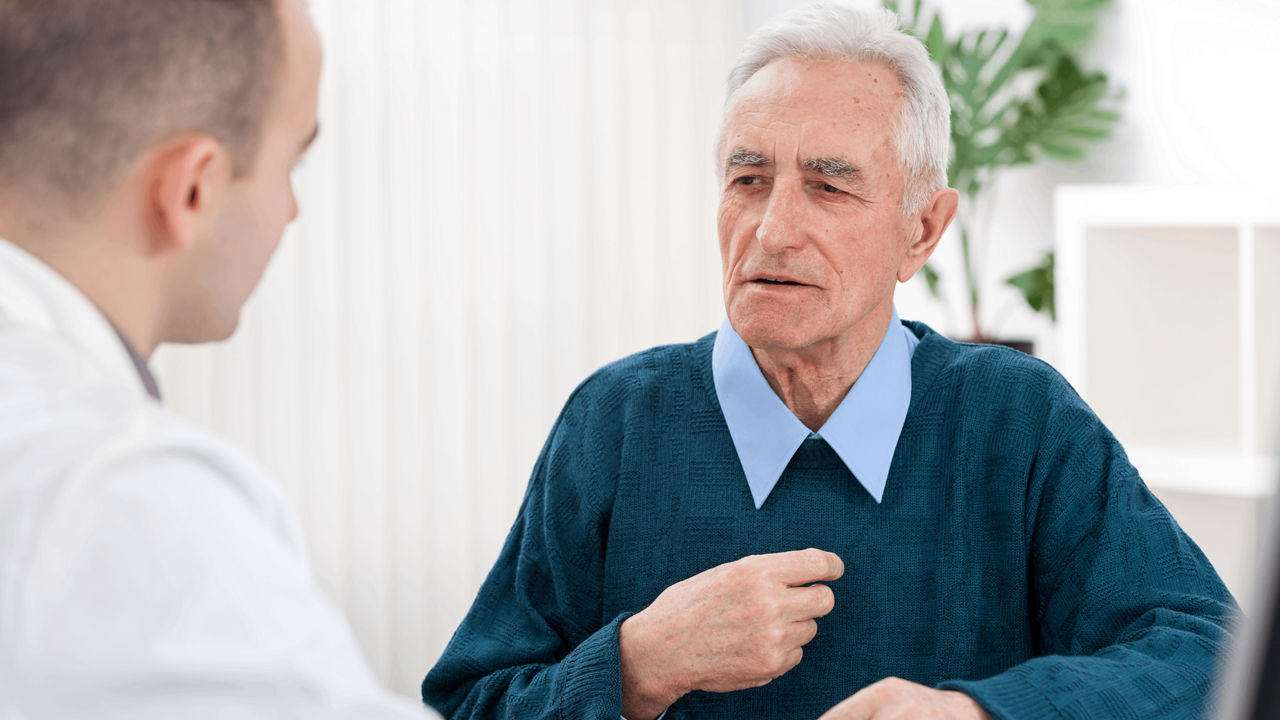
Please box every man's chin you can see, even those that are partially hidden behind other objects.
[165,314,240,346]
[729,312,819,352]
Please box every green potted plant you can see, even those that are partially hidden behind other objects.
[885,0,1121,348]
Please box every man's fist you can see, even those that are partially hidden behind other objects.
[619,548,844,719]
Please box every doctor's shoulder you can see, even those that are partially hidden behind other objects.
[0,326,305,571]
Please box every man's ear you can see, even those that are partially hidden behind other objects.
[147,136,229,255]
[898,187,959,283]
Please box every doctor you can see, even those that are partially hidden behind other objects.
[0,0,433,717]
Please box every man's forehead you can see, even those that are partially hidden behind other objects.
[732,60,899,118]
[730,56,904,111]
[721,59,901,136]
[720,57,901,163]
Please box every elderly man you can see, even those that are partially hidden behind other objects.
[423,4,1235,719]
[0,1,432,716]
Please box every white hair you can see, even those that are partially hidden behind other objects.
[720,3,950,215]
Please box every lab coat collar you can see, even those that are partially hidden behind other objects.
[0,237,156,400]
[712,309,916,508]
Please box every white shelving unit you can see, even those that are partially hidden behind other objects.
[1055,185,1280,606]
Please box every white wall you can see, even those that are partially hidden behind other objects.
[155,0,739,697]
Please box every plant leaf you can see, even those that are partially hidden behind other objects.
[1006,251,1056,321]
[1001,54,1119,166]
[1024,0,1111,52]
[924,13,949,64]
[922,262,942,299]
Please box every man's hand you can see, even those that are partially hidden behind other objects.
[817,677,992,720]
[618,548,844,719]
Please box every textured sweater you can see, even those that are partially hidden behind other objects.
[423,321,1238,719]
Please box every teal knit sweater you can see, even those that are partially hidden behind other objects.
[423,322,1237,719]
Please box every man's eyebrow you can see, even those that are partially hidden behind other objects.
[725,148,770,171]
[804,156,858,179]
[298,122,320,155]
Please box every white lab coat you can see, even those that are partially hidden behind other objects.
[0,238,434,719]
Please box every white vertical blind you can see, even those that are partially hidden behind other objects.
[153,0,740,697]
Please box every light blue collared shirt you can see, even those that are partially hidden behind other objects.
[711,310,918,507]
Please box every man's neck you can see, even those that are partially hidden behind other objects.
[8,225,164,361]
[750,309,893,431]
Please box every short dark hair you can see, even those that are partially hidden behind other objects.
[0,0,283,217]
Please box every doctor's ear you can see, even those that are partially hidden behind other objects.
[898,187,959,283]
[146,135,232,255]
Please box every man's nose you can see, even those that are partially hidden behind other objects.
[755,181,806,253]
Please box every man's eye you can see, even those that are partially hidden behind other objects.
[821,183,843,194]
[735,176,760,186]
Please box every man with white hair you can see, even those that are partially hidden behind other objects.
[423,4,1235,719]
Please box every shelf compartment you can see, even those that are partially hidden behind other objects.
[1082,226,1240,453]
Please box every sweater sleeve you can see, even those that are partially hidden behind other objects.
[938,378,1240,719]
[422,382,626,720]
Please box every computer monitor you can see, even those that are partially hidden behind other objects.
[1215,481,1280,719]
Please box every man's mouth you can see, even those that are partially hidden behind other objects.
[751,275,809,287]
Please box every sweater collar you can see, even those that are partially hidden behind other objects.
[712,309,917,508]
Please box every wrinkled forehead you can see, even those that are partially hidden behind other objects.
[719,56,904,165]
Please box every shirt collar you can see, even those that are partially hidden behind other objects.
[0,237,160,401]
[112,326,162,401]
[712,309,917,508]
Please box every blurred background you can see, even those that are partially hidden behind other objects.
[151,0,1280,699]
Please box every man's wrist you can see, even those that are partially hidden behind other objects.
[618,614,683,719]
[942,690,991,720]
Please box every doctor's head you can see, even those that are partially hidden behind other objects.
[0,0,322,353]
[715,3,958,357]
